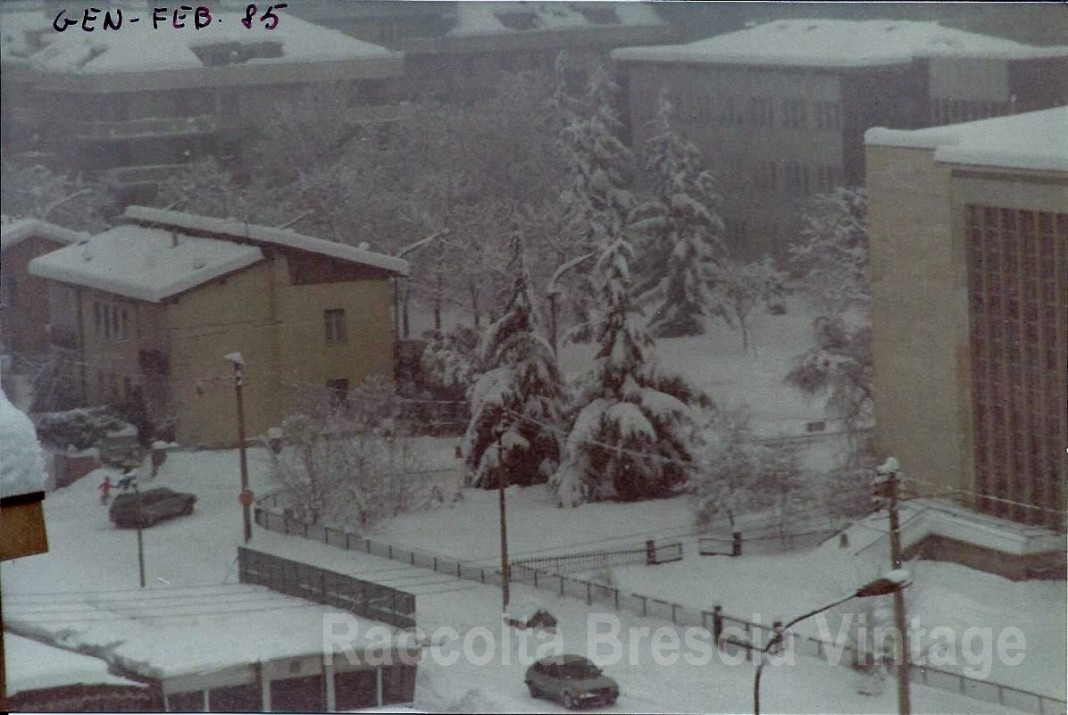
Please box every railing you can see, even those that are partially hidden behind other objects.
[253,491,1066,715]
[237,546,416,629]
[108,163,187,185]
[512,540,682,575]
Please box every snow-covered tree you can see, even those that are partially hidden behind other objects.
[785,315,874,436]
[786,188,874,449]
[717,256,787,353]
[633,94,727,337]
[549,225,711,506]
[418,326,482,402]
[557,61,637,342]
[0,157,115,232]
[463,231,565,488]
[789,187,869,317]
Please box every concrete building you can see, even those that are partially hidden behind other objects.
[0,217,82,358]
[28,207,408,447]
[285,1,678,103]
[0,4,403,201]
[612,20,1068,257]
[865,107,1067,529]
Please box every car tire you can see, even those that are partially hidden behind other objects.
[526,683,539,699]
[562,692,576,710]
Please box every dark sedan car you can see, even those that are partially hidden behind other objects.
[109,487,196,528]
[525,654,619,709]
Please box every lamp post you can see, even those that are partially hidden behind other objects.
[225,352,252,544]
[753,571,910,715]
[497,433,510,612]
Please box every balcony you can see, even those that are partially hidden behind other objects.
[72,114,219,141]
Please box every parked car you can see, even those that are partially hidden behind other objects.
[524,654,619,709]
[109,487,196,528]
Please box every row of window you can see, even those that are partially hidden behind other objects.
[642,90,842,133]
[965,205,1066,527]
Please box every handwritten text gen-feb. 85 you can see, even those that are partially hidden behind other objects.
[53,4,289,32]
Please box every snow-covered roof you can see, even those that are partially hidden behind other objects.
[0,9,401,73]
[3,633,144,696]
[0,216,84,253]
[0,386,46,499]
[611,19,1068,68]
[123,206,410,276]
[865,106,1068,173]
[447,2,664,38]
[6,584,411,680]
[27,224,265,303]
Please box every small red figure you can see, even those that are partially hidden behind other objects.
[99,475,113,505]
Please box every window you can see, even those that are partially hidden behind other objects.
[813,101,841,131]
[324,309,347,344]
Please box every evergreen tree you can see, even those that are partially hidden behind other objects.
[549,225,711,506]
[633,94,728,337]
[463,231,565,488]
[557,61,637,342]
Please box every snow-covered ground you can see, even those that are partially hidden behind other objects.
[2,447,1059,713]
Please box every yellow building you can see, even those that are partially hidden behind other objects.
[28,207,408,447]
[865,107,1067,528]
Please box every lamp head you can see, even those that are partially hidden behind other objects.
[876,456,899,476]
[855,570,911,598]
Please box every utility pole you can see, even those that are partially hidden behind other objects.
[227,353,252,544]
[877,457,911,715]
[497,434,510,611]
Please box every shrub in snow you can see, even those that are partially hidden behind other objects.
[463,232,565,489]
[633,93,728,338]
[550,223,711,506]
[27,352,81,414]
[692,409,805,533]
[1,386,46,498]
[273,378,428,531]
[34,407,132,452]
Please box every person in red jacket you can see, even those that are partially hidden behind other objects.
[99,474,113,505]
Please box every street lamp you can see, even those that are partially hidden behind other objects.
[753,570,910,715]
[545,251,594,355]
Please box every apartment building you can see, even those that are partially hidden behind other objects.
[612,20,1068,257]
[0,4,403,200]
[28,207,408,446]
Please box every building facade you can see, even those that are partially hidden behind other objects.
[612,20,1068,258]
[0,5,403,201]
[866,107,1067,528]
[0,217,82,357]
[29,207,408,447]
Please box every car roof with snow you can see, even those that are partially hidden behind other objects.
[536,654,595,666]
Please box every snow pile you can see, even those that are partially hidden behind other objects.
[612,19,1066,67]
[4,10,401,73]
[1,385,46,498]
[3,634,143,696]
[866,106,1068,173]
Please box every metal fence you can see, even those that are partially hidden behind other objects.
[237,546,416,629]
[253,492,1066,715]
[512,540,682,575]
[699,528,839,557]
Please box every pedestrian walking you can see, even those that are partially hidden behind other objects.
[99,475,113,506]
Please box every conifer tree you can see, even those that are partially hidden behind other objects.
[550,224,711,506]
[633,94,728,337]
[463,231,566,488]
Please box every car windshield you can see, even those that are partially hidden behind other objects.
[560,661,601,678]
